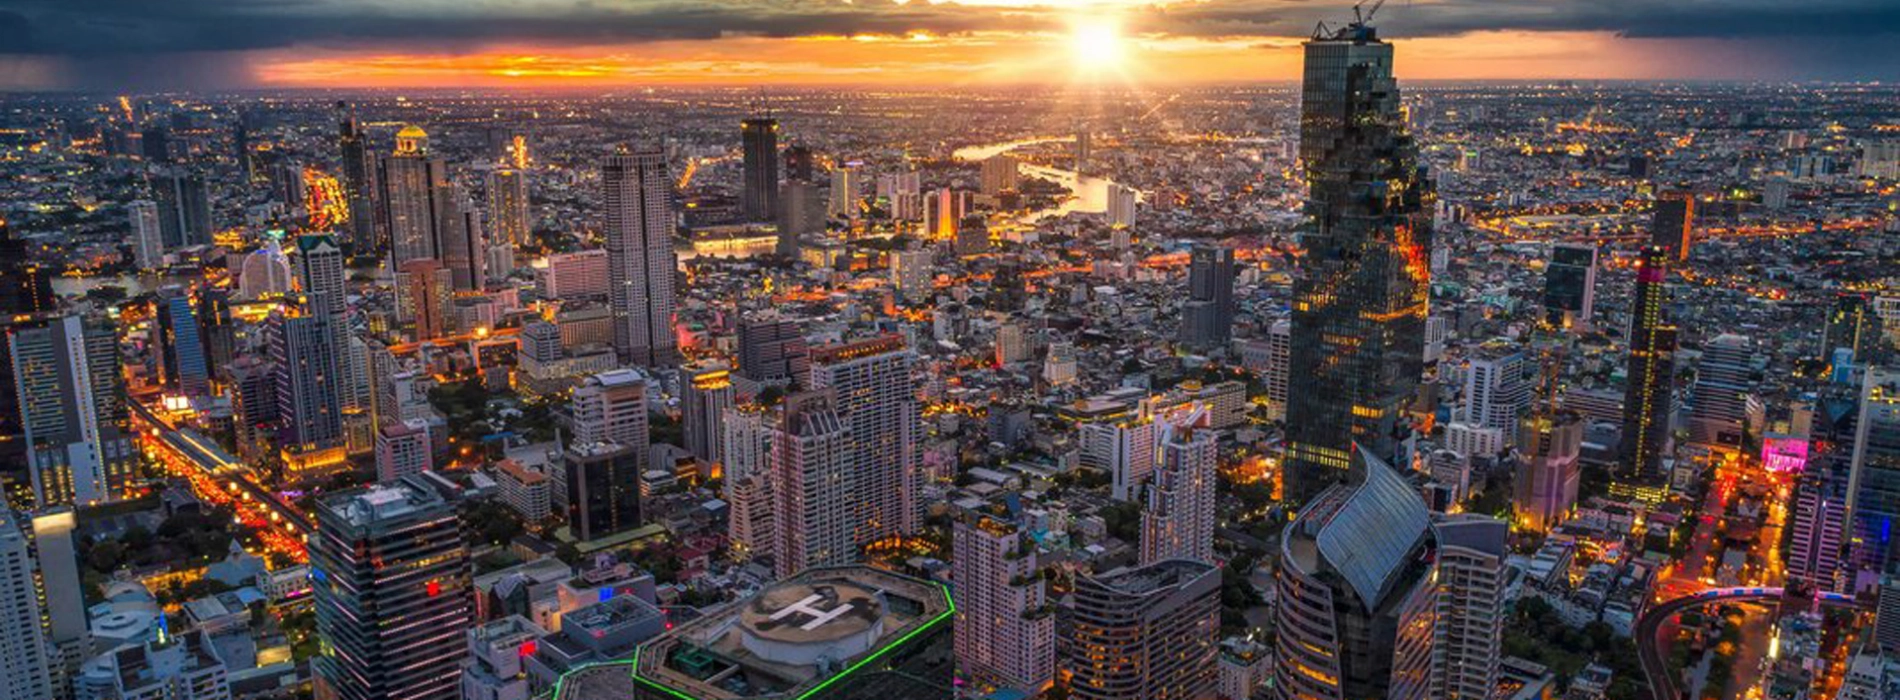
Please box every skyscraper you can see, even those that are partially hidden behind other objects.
[1450,346,1532,458]
[1650,192,1695,262]
[735,314,809,391]
[1066,559,1220,700]
[267,308,343,458]
[1283,19,1434,503]
[0,219,53,318]
[0,513,53,700]
[601,147,679,366]
[295,233,349,327]
[29,510,89,698]
[1543,243,1598,331]
[771,391,852,578]
[952,515,1055,695]
[128,199,164,270]
[980,154,1019,196]
[1178,244,1236,350]
[782,144,815,183]
[1846,368,1900,592]
[338,103,378,249]
[1080,415,1158,501]
[741,117,780,222]
[396,258,453,341]
[379,124,481,289]
[312,476,472,700]
[569,369,650,459]
[487,162,532,247]
[1273,449,1436,700]
[1619,246,1677,483]
[809,335,920,543]
[1139,428,1218,566]
[829,162,859,218]
[9,315,136,507]
[153,169,213,249]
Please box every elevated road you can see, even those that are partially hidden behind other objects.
[128,399,314,558]
[1637,587,1861,700]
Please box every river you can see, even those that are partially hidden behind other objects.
[953,136,1131,224]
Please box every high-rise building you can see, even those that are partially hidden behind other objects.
[569,369,650,460]
[682,365,735,466]
[375,419,432,482]
[1788,469,1848,592]
[1847,368,1900,591]
[1543,243,1598,331]
[396,258,454,340]
[564,441,644,543]
[771,391,853,578]
[128,199,164,270]
[1513,409,1583,534]
[1107,183,1138,228]
[379,125,454,268]
[776,179,825,255]
[1461,347,1532,436]
[1139,428,1218,566]
[782,144,816,184]
[889,249,934,302]
[535,249,611,301]
[0,513,53,700]
[1079,418,1157,501]
[1650,192,1695,262]
[337,103,377,249]
[741,117,780,222]
[1066,559,1220,700]
[487,166,531,247]
[1178,244,1236,350]
[312,476,472,700]
[267,308,343,456]
[809,335,920,543]
[9,315,136,506]
[952,515,1055,695]
[736,314,809,390]
[0,219,54,469]
[1619,246,1677,483]
[725,471,774,562]
[1426,515,1509,700]
[31,510,90,696]
[1687,334,1758,452]
[1284,21,1434,502]
[924,189,970,240]
[1273,448,1437,700]
[828,162,859,218]
[295,233,349,327]
[601,148,679,367]
[980,154,1019,195]
[153,169,213,249]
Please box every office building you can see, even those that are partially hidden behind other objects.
[1273,449,1436,700]
[267,309,344,458]
[1620,246,1677,482]
[397,258,454,340]
[312,476,473,700]
[1650,192,1694,261]
[153,169,212,249]
[682,365,735,466]
[623,566,952,700]
[1140,428,1218,566]
[461,617,547,700]
[129,199,163,270]
[1787,470,1848,592]
[953,515,1055,695]
[337,104,377,249]
[890,249,934,302]
[9,315,136,506]
[741,117,780,222]
[32,510,89,695]
[924,189,970,240]
[771,391,853,578]
[601,147,679,366]
[536,249,611,301]
[1686,334,1757,452]
[564,441,644,543]
[378,125,461,273]
[828,162,859,218]
[1178,244,1236,350]
[776,179,825,255]
[1284,20,1434,502]
[1066,559,1220,700]
[1513,409,1583,534]
[0,513,53,700]
[1543,243,1597,331]
[295,233,348,325]
[808,335,920,543]
[157,289,211,397]
[1461,347,1532,437]
[1847,368,1900,591]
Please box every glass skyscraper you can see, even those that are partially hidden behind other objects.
[1283,20,1435,503]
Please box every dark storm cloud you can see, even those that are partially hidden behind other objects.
[0,0,1894,56]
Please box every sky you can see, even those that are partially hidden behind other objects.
[0,0,1895,90]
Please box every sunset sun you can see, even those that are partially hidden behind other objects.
[1069,19,1127,75]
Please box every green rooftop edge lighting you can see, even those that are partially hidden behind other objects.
[625,581,957,700]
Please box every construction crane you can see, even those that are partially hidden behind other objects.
[1314,0,1390,40]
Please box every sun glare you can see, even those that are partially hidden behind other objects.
[1070,20,1125,74]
